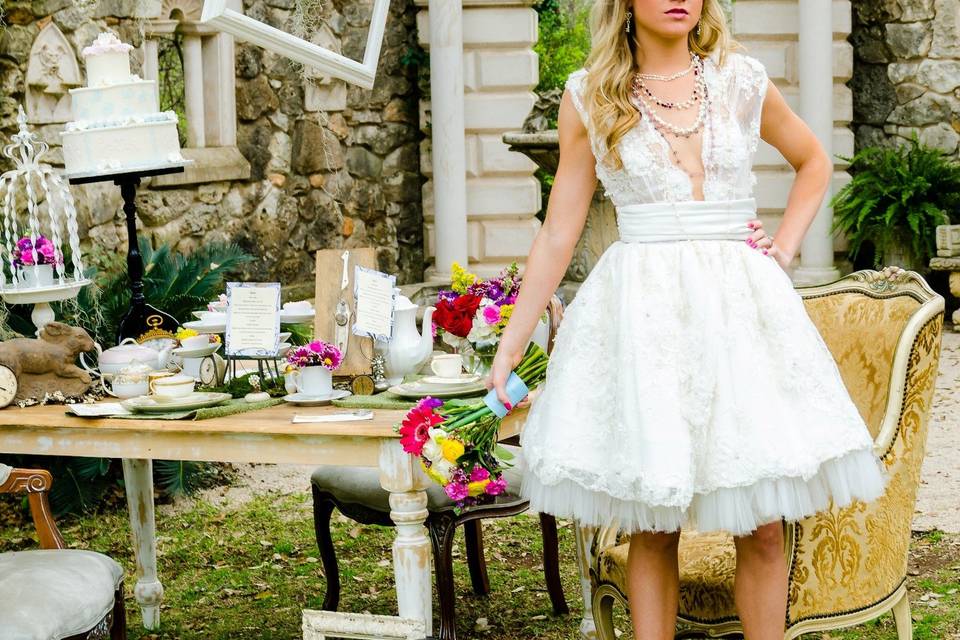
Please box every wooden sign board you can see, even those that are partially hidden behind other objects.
[314,248,377,377]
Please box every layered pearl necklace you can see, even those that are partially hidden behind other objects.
[631,53,707,138]
[630,53,711,189]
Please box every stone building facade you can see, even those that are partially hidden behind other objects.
[850,0,960,155]
[0,0,425,295]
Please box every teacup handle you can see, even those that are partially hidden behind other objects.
[79,343,103,378]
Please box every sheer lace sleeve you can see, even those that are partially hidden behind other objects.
[734,53,770,156]
[564,68,591,129]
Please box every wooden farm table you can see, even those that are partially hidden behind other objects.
[0,403,525,639]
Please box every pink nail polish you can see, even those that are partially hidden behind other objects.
[504,402,512,410]
[762,249,768,255]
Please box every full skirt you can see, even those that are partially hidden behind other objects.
[519,238,889,536]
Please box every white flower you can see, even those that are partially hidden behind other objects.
[422,438,444,464]
[441,330,461,349]
[431,459,456,480]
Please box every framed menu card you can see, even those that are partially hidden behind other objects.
[225,282,281,357]
[352,265,396,343]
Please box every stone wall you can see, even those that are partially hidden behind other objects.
[850,0,960,155]
[0,0,425,295]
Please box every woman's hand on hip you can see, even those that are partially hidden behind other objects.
[745,219,791,269]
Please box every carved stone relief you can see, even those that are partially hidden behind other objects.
[25,23,81,124]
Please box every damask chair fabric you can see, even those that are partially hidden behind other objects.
[0,549,124,640]
[589,269,945,639]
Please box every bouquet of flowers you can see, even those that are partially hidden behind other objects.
[13,235,62,267]
[432,262,539,373]
[397,341,549,509]
[286,339,343,370]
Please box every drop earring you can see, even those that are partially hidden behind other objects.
[625,10,632,33]
[696,20,702,37]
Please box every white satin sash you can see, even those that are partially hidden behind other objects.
[616,198,757,243]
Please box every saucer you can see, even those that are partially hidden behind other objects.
[277,342,292,357]
[183,319,226,334]
[283,390,352,406]
[420,374,481,385]
[389,380,487,399]
[172,343,222,359]
[121,392,232,413]
[280,310,315,325]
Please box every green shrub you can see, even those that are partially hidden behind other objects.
[533,0,591,128]
[830,136,960,271]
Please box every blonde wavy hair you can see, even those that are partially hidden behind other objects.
[579,0,741,169]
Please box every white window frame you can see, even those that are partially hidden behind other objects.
[199,0,390,90]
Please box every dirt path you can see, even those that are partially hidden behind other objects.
[165,332,960,533]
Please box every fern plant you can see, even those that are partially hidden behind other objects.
[830,136,960,271]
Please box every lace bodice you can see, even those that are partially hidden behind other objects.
[566,50,769,206]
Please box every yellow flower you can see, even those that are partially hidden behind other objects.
[467,479,490,497]
[421,460,448,486]
[450,261,477,294]
[496,304,514,332]
[175,327,198,340]
[439,436,465,463]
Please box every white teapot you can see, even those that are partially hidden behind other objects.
[84,338,173,377]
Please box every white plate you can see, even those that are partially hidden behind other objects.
[277,342,292,357]
[283,390,352,406]
[388,381,487,399]
[121,392,232,413]
[183,320,226,334]
[280,311,315,325]
[172,343,222,359]
[420,374,481,385]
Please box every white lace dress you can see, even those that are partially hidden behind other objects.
[518,50,889,536]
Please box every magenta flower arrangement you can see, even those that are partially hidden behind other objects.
[13,235,62,267]
[286,339,343,370]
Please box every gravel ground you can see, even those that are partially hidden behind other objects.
[166,331,960,533]
[914,329,960,533]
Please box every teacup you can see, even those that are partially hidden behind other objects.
[180,335,209,350]
[430,354,463,378]
[150,374,196,399]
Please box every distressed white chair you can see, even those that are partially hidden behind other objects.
[0,463,127,640]
[587,268,945,640]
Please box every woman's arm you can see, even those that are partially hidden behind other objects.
[486,87,599,405]
[758,79,834,270]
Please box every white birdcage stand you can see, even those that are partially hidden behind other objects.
[0,106,91,334]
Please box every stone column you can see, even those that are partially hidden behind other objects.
[423,0,469,281]
[417,0,540,279]
[792,0,842,284]
[182,33,206,148]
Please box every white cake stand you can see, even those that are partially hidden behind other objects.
[0,280,92,335]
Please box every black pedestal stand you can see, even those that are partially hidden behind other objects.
[69,164,187,345]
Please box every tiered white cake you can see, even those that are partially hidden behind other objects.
[61,33,185,176]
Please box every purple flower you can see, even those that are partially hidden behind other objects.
[444,481,469,502]
[437,289,458,302]
[416,396,443,411]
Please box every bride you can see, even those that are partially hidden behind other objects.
[486,0,888,637]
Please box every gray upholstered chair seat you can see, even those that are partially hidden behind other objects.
[311,444,525,511]
[0,549,123,640]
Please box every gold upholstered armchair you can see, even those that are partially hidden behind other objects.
[588,267,945,640]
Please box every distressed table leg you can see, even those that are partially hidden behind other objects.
[122,458,163,630]
[379,440,432,639]
[575,523,598,640]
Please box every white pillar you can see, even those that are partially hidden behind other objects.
[426,0,468,281]
[792,0,841,285]
[142,38,160,107]
[182,34,205,148]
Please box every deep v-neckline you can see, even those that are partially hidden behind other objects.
[636,54,714,202]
